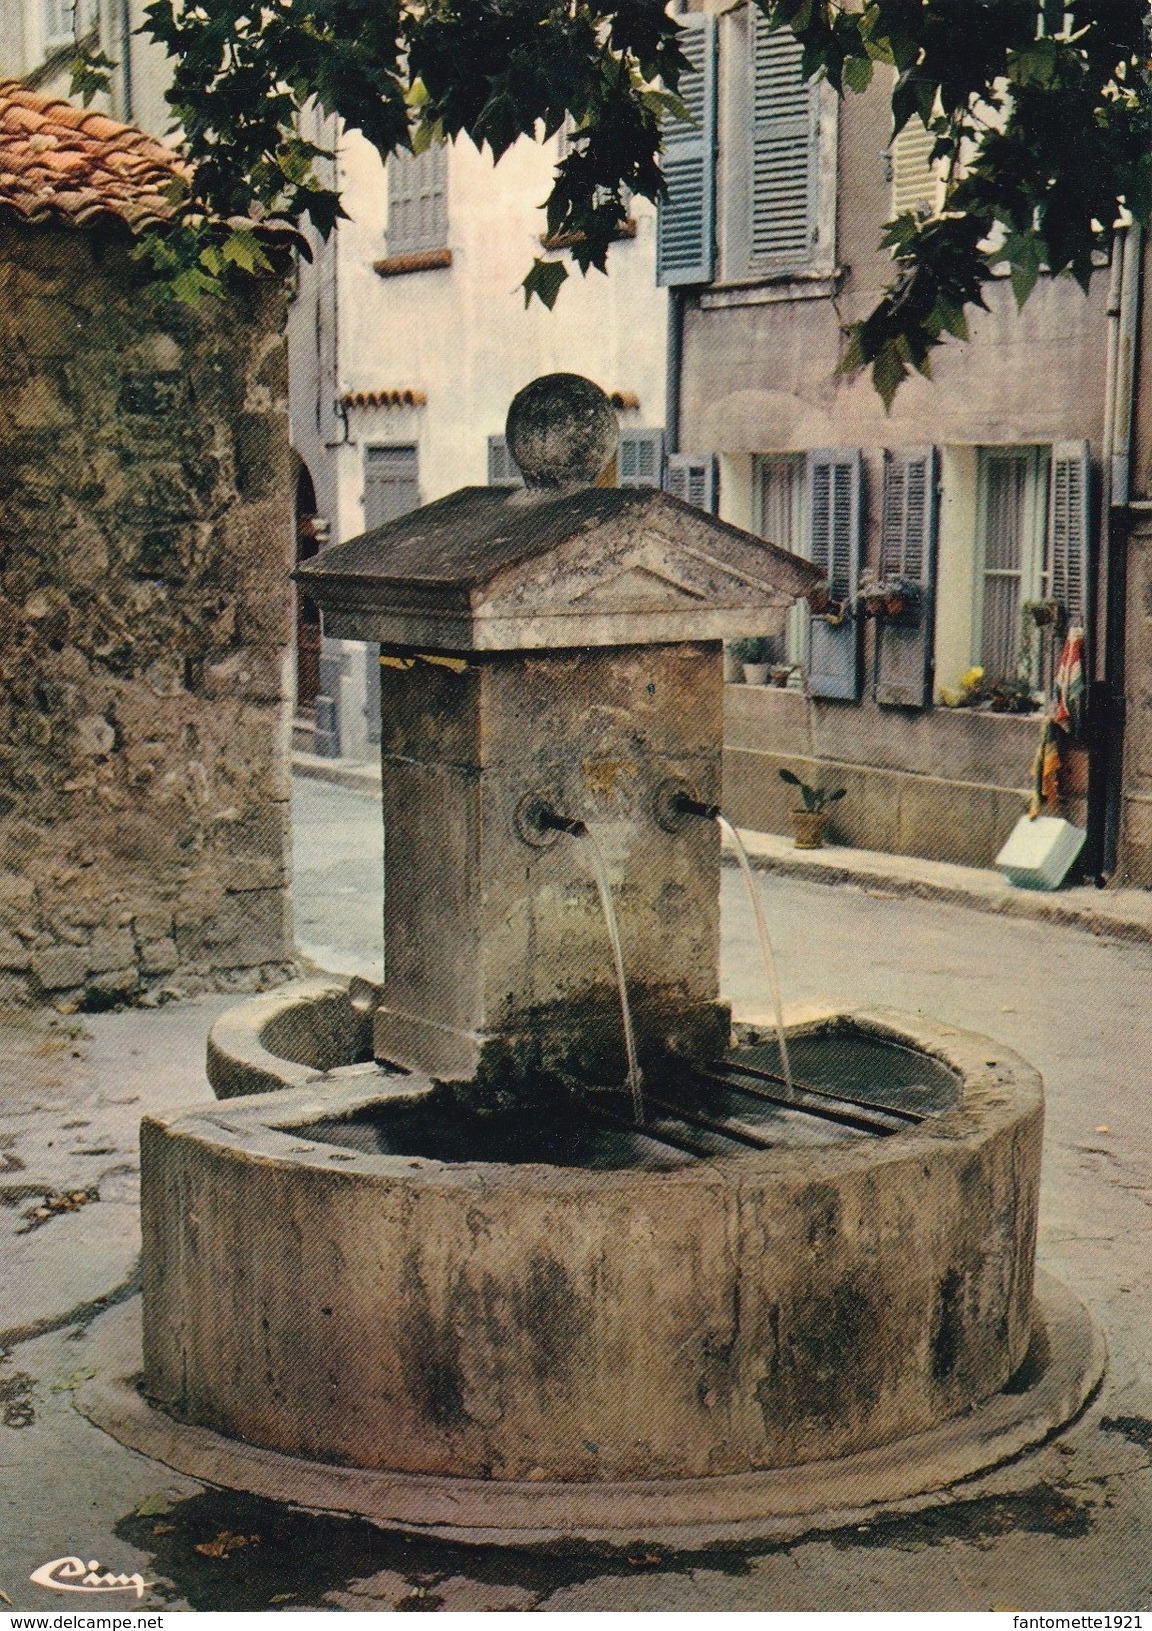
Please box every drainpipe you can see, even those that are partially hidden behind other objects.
[118,0,133,123]
[665,287,684,457]
[1089,221,1144,880]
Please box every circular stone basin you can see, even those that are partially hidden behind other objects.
[140,1001,1042,1491]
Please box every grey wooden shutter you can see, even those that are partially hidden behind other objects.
[751,12,819,270]
[43,0,74,42]
[664,452,718,514]
[363,445,420,530]
[806,448,863,700]
[1049,441,1092,630]
[487,435,524,488]
[618,429,665,488]
[875,447,940,709]
[387,146,448,255]
[656,14,717,286]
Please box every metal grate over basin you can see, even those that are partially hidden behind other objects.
[304,1030,961,1170]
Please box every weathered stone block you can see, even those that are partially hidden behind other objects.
[140,937,179,975]
[87,929,136,973]
[87,966,138,1001]
[34,944,90,990]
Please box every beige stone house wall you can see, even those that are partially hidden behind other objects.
[0,223,294,1006]
[681,46,1119,871]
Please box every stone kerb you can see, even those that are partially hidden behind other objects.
[140,1006,1044,1486]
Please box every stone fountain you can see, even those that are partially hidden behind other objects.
[78,376,1104,1547]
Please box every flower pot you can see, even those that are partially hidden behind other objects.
[743,663,771,685]
[723,649,742,684]
[790,810,828,849]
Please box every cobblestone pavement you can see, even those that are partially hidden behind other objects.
[0,777,1149,1611]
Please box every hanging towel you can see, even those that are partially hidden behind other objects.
[1028,627,1087,818]
[1051,625,1086,742]
[1028,718,1062,819]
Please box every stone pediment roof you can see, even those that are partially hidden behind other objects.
[298,484,821,652]
[0,82,181,231]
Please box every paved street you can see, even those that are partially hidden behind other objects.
[1,776,1150,1611]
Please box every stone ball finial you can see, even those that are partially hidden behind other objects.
[505,373,618,490]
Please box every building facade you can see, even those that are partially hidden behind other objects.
[288,121,671,761]
[661,1,1152,882]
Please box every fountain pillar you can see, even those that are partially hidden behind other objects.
[298,374,819,1085]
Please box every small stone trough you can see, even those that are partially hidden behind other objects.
[77,377,1104,1547]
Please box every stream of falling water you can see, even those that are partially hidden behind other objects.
[717,815,794,1096]
[580,830,645,1125]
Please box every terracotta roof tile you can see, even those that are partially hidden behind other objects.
[0,81,181,232]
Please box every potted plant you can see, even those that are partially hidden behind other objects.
[730,636,775,685]
[779,768,846,849]
[857,569,922,625]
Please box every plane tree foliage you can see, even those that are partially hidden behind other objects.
[73,0,1152,403]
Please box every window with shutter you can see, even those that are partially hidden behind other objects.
[43,0,74,45]
[805,448,864,700]
[618,429,665,489]
[664,453,717,514]
[656,14,717,287]
[974,446,1049,683]
[890,119,944,218]
[1048,441,1092,630]
[387,147,448,257]
[487,436,524,489]
[363,445,420,531]
[754,455,806,669]
[875,448,940,709]
[750,15,818,268]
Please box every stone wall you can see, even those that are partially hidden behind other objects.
[723,685,1048,869]
[0,223,294,1008]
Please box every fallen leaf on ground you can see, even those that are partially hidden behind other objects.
[134,1491,173,1516]
[194,1531,261,1558]
[17,1189,98,1232]
[51,1367,96,1392]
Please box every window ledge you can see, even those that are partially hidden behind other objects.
[540,218,637,252]
[373,248,453,279]
[699,268,844,310]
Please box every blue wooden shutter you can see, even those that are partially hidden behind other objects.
[806,448,863,700]
[618,429,665,488]
[751,12,819,270]
[874,448,940,709]
[664,452,718,514]
[1048,441,1092,631]
[656,14,717,286]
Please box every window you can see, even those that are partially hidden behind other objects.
[974,446,1050,683]
[890,119,945,218]
[665,453,718,514]
[618,429,665,488]
[387,147,448,257]
[487,436,523,489]
[656,14,717,286]
[363,445,420,531]
[710,7,836,287]
[754,454,806,667]
[43,0,75,47]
